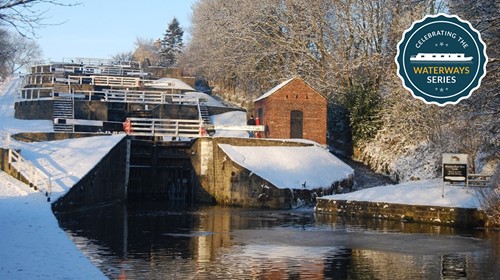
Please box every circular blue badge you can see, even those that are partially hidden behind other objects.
[395,14,487,106]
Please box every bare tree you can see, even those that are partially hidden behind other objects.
[0,0,79,37]
[357,0,498,180]
[0,28,42,77]
[112,51,134,62]
[0,28,10,78]
[132,37,160,67]
[183,0,424,144]
[184,0,420,98]
[184,0,498,181]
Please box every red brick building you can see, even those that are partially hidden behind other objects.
[253,76,327,144]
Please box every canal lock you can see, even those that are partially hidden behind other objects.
[127,138,197,202]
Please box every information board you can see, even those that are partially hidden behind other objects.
[442,154,468,183]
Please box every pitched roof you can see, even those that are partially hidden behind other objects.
[254,76,296,102]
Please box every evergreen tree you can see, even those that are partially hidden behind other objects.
[159,17,184,67]
[339,82,382,146]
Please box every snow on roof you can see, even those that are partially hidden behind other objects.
[144,77,195,91]
[184,91,226,107]
[218,144,354,189]
[254,77,296,102]
[319,179,482,209]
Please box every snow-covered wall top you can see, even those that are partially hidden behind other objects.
[218,144,353,190]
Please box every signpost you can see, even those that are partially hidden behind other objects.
[442,153,468,197]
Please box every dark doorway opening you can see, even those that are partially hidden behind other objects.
[290,110,303,138]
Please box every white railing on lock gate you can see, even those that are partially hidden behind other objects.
[16,86,197,105]
[126,118,203,138]
[8,149,52,201]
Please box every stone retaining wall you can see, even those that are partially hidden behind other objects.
[52,137,128,211]
[12,132,109,142]
[316,198,487,228]
[190,138,353,208]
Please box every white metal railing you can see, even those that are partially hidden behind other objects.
[126,117,203,138]
[15,86,197,105]
[206,124,266,132]
[92,75,140,87]
[197,102,204,122]
[101,89,193,104]
[467,174,492,188]
[62,57,139,67]
[19,87,55,101]
[63,75,140,87]
[8,149,52,201]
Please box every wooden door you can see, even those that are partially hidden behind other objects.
[290,110,303,138]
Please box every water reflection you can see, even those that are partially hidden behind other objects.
[54,202,500,279]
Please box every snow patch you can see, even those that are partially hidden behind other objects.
[218,144,354,189]
[320,178,482,209]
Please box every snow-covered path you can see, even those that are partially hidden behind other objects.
[0,172,106,279]
[0,77,108,279]
[0,77,53,134]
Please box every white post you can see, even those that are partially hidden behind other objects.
[6,132,11,149]
[442,181,445,198]
[175,120,179,138]
[466,175,469,194]
[46,176,52,199]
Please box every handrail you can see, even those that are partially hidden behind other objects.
[18,87,54,101]
[206,124,266,132]
[61,57,139,68]
[92,75,140,87]
[126,117,203,138]
[8,149,52,201]
[101,89,193,104]
[467,174,492,188]
[197,98,204,122]
[16,86,197,105]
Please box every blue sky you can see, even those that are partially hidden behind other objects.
[33,0,197,61]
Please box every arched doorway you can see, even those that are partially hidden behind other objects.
[290,110,303,138]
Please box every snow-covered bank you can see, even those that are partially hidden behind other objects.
[0,77,115,279]
[0,172,106,279]
[0,134,124,279]
[320,178,481,209]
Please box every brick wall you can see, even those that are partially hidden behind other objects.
[254,77,327,144]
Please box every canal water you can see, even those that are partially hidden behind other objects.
[54,202,500,279]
